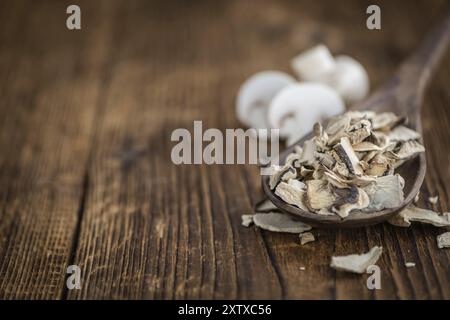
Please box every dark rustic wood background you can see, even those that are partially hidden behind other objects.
[0,0,449,299]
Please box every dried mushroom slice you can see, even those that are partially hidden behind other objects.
[269,152,302,189]
[255,198,279,212]
[437,232,450,249]
[241,214,254,227]
[299,138,317,165]
[306,180,336,211]
[299,232,315,245]
[365,153,393,177]
[253,212,312,233]
[269,164,292,190]
[324,170,350,189]
[370,112,401,130]
[388,206,450,228]
[334,137,363,175]
[313,122,329,150]
[352,141,382,152]
[314,151,335,169]
[347,119,372,145]
[332,188,370,218]
[330,246,383,274]
[363,175,404,211]
[275,181,309,211]
[387,125,421,142]
[428,196,438,205]
[394,140,425,160]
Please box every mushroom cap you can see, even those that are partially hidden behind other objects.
[236,70,296,129]
[291,44,336,81]
[267,83,345,143]
[320,55,369,105]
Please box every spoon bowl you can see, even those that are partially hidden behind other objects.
[262,12,450,228]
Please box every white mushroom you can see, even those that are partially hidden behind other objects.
[236,71,295,130]
[317,55,370,105]
[290,44,336,81]
[268,83,345,145]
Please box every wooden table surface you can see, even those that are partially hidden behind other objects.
[0,0,449,300]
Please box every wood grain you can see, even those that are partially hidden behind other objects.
[0,0,449,299]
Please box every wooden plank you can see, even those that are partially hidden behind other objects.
[0,0,115,299]
[65,0,450,299]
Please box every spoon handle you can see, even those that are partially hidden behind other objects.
[358,10,450,117]
[397,10,450,99]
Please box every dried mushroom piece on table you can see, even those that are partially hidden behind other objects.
[241,214,254,227]
[330,246,383,274]
[268,111,425,218]
[428,196,438,205]
[388,206,450,228]
[255,198,279,212]
[299,232,315,245]
[252,212,312,233]
[437,232,450,249]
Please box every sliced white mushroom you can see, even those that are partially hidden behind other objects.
[437,232,450,249]
[330,246,383,274]
[299,232,315,245]
[268,83,345,144]
[241,214,254,227]
[253,212,312,233]
[388,205,450,228]
[317,55,370,105]
[290,44,336,81]
[236,71,296,130]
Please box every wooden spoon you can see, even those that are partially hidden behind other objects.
[262,12,450,228]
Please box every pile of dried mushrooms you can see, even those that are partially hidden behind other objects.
[242,111,449,273]
[269,111,425,218]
